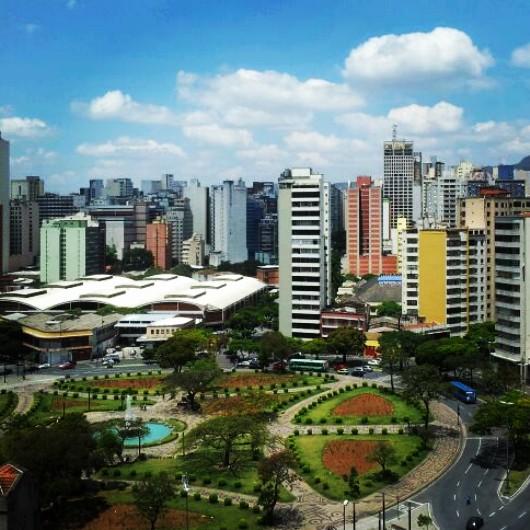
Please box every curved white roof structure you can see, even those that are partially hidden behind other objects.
[0,273,266,314]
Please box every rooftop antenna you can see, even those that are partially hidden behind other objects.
[392,124,398,141]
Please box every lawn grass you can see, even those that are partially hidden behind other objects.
[102,488,262,530]
[291,434,428,500]
[503,464,530,496]
[98,453,295,502]
[0,391,17,421]
[27,391,139,425]
[294,386,423,426]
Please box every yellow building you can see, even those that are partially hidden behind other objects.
[402,228,486,336]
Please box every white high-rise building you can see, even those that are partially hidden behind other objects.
[184,179,209,246]
[210,180,247,264]
[383,136,418,228]
[0,133,10,273]
[278,168,331,339]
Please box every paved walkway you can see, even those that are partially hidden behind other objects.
[13,390,34,415]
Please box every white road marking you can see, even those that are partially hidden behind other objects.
[518,511,527,519]
[478,480,483,488]
[500,526,507,530]
[476,438,482,455]
[457,480,461,487]
[474,494,477,501]
[484,469,490,475]
[477,508,482,516]
[499,506,504,511]
[456,510,460,518]
[465,464,472,474]
[453,494,456,501]
[489,511,496,517]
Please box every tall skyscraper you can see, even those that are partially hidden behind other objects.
[9,199,39,270]
[210,180,247,264]
[346,176,397,276]
[40,213,105,283]
[493,215,529,384]
[166,198,193,264]
[146,218,170,270]
[247,196,265,261]
[383,133,419,228]
[0,133,10,273]
[10,175,44,201]
[105,178,134,198]
[184,179,209,245]
[278,168,331,339]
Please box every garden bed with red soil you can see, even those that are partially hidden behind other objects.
[322,440,379,475]
[202,393,278,415]
[50,398,89,411]
[332,393,394,417]
[82,504,205,530]
[216,373,297,389]
[88,377,164,390]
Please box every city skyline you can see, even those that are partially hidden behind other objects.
[2,1,530,192]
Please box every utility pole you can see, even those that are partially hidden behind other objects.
[408,502,412,530]
[352,502,356,530]
[382,492,386,530]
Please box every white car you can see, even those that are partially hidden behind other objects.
[336,368,350,375]
[38,363,50,370]
[367,358,381,367]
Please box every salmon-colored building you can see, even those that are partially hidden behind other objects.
[346,176,397,276]
[256,265,279,287]
[146,219,170,270]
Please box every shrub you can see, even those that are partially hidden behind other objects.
[129,470,137,478]
[382,428,388,435]
[209,493,218,504]
[360,416,369,424]
[239,500,249,510]
[144,471,152,478]
[337,428,344,435]
[305,418,313,425]
[253,484,262,493]
[202,477,212,486]
[322,482,329,490]
[180,489,188,498]
[398,428,404,435]
[307,428,312,435]
[302,465,311,473]
[401,459,408,467]
[371,382,377,388]
[252,505,260,514]
[319,418,327,425]
[101,468,109,477]
[113,395,119,400]
[193,492,201,501]
[238,519,249,529]
[224,497,233,506]
[335,418,343,425]
[294,429,300,436]
[391,416,397,424]
[112,469,121,477]
[218,479,227,487]
[362,382,367,387]
[351,428,359,435]
[234,481,242,489]
[322,428,328,435]
[314,477,321,484]
[368,427,374,434]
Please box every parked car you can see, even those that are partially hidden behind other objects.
[336,368,350,375]
[367,358,381,367]
[272,360,287,372]
[334,363,348,372]
[350,367,365,377]
[58,361,76,370]
[362,364,373,372]
[248,359,260,369]
[102,359,115,368]
[466,517,484,530]
[237,360,251,368]
[38,363,51,370]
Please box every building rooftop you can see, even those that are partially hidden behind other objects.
[0,274,266,313]
[0,464,24,496]
[148,316,195,327]
[18,312,120,332]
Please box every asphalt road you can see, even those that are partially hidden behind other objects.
[415,399,530,530]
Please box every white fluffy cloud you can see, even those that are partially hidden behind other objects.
[177,68,363,129]
[511,43,530,68]
[387,101,464,134]
[0,116,51,137]
[76,137,186,157]
[182,124,253,147]
[73,90,179,125]
[343,27,493,86]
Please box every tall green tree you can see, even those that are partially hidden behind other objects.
[327,327,365,363]
[379,332,403,392]
[260,331,295,363]
[376,301,402,318]
[402,365,446,435]
[187,415,267,470]
[167,358,221,410]
[133,472,176,530]
[122,247,154,271]
[257,450,296,524]
[154,328,209,372]
[302,338,326,358]
[0,414,97,506]
[229,309,260,338]
[367,441,397,477]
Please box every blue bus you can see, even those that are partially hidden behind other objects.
[450,381,477,404]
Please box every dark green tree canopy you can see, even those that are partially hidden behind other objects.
[155,328,210,372]
[327,327,365,363]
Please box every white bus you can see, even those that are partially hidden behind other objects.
[288,358,328,373]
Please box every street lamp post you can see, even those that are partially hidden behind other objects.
[343,500,348,530]
[352,501,357,530]
[382,492,386,530]
[182,474,190,530]
[407,502,412,530]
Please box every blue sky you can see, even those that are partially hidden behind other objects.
[1,0,530,192]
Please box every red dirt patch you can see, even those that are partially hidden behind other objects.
[202,393,278,415]
[89,377,163,390]
[332,393,394,417]
[82,504,206,530]
[50,398,88,411]
[217,373,296,389]
[322,440,379,475]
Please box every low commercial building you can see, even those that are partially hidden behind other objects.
[256,265,279,287]
[137,316,196,348]
[17,312,120,363]
[0,273,266,327]
[115,312,179,344]
[320,306,368,338]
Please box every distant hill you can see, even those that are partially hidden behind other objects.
[515,156,530,170]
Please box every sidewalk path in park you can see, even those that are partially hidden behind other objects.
[13,390,34,415]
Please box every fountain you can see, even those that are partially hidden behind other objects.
[124,394,135,428]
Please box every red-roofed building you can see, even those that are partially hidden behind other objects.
[0,463,39,530]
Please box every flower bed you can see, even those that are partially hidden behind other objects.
[333,393,394,417]
[89,377,163,390]
[322,439,379,475]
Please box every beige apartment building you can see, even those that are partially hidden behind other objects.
[457,190,530,320]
